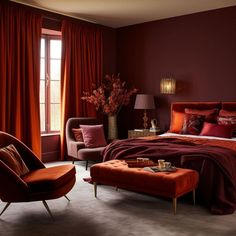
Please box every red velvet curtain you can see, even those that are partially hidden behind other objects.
[60,20,103,160]
[0,3,42,157]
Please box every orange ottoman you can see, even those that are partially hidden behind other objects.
[90,160,199,214]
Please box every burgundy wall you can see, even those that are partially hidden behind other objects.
[117,6,236,134]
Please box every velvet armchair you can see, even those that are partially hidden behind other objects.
[0,131,76,217]
[65,117,106,170]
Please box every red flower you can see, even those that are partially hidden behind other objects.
[82,74,138,115]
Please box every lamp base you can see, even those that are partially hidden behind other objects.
[143,110,148,129]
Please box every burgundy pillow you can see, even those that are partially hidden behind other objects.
[217,116,236,136]
[219,110,236,117]
[185,108,218,123]
[72,128,84,142]
[80,125,107,148]
[181,114,205,135]
[199,122,233,139]
[0,144,29,176]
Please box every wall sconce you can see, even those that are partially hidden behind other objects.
[160,77,176,94]
[134,94,155,130]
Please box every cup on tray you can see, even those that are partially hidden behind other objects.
[158,159,165,169]
[164,162,171,169]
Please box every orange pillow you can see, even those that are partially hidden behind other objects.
[72,128,84,142]
[169,111,185,133]
[0,144,29,176]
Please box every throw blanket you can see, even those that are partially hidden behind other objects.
[102,137,236,215]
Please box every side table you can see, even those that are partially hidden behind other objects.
[128,129,161,138]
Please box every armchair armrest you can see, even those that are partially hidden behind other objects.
[68,141,86,158]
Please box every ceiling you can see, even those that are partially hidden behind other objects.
[11,0,236,28]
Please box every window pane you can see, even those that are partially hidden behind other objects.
[50,40,61,59]
[40,58,45,80]
[50,81,60,103]
[50,59,61,80]
[41,38,45,58]
[40,80,45,103]
[40,103,45,132]
[50,104,60,131]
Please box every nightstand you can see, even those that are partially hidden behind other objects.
[128,129,161,138]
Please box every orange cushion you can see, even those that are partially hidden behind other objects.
[22,164,76,192]
[169,111,185,133]
[0,144,29,176]
[90,160,199,198]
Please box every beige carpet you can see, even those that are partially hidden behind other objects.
[0,161,236,236]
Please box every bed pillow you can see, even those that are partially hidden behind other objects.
[199,122,233,139]
[169,111,185,133]
[0,144,29,176]
[217,116,236,136]
[72,128,84,142]
[219,110,236,117]
[181,114,205,135]
[185,108,218,122]
[80,125,107,148]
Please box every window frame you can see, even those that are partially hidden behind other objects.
[40,34,62,134]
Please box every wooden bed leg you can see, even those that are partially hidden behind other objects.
[173,198,177,214]
[94,182,97,198]
[193,189,196,205]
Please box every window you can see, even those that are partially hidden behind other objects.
[40,35,62,133]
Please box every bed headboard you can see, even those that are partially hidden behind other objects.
[169,102,235,133]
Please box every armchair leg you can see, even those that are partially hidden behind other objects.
[72,158,75,164]
[0,202,11,216]
[86,160,89,170]
[64,195,70,201]
[42,200,53,218]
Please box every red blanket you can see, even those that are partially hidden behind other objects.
[102,137,236,215]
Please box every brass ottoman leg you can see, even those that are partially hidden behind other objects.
[94,182,97,198]
[193,189,196,205]
[173,197,177,214]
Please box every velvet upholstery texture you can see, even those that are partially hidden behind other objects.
[0,131,76,203]
[91,160,199,199]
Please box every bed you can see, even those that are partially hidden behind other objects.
[102,102,236,215]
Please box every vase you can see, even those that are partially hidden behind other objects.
[108,115,118,140]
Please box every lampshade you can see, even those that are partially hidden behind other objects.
[134,94,155,110]
[160,78,176,94]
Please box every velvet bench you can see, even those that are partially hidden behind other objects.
[90,160,199,214]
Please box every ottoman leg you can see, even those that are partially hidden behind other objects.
[94,182,97,198]
[173,198,177,214]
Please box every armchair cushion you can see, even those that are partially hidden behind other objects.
[0,144,29,176]
[80,124,107,148]
[22,164,76,192]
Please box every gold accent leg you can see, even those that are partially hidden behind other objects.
[0,202,11,216]
[64,195,70,201]
[94,182,97,198]
[193,189,196,205]
[172,198,177,214]
[42,200,53,218]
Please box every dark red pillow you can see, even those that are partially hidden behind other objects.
[181,114,205,135]
[185,108,218,122]
[72,128,84,142]
[217,116,236,136]
[80,125,107,148]
[199,122,233,139]
[219,110,236,117]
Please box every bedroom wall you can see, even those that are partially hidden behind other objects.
[117,6,236,135]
